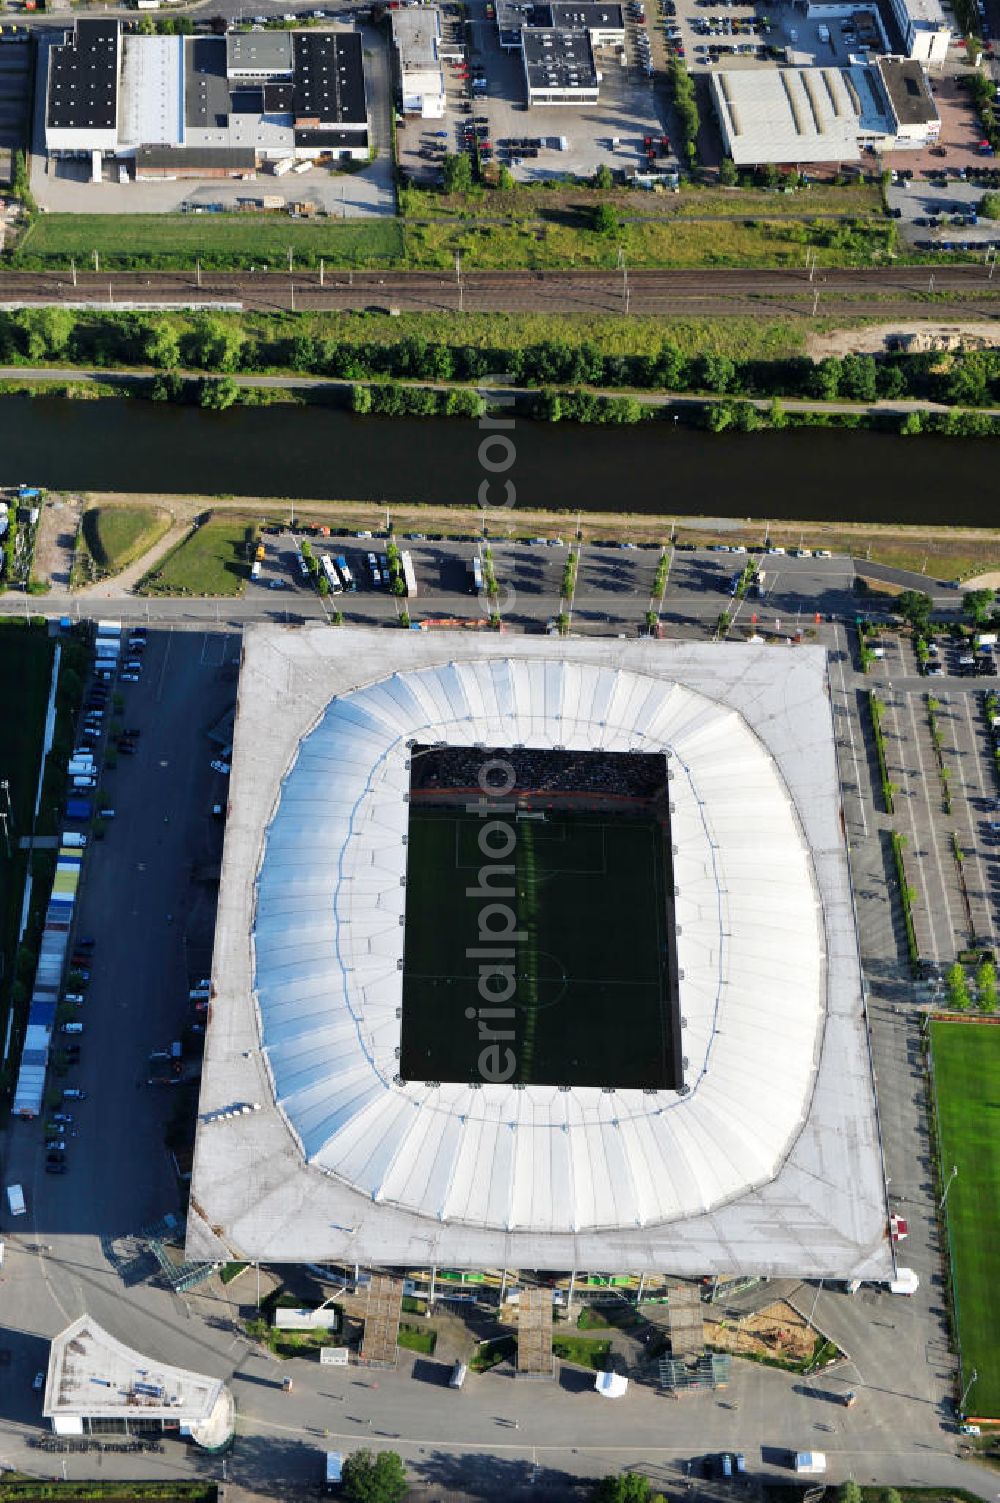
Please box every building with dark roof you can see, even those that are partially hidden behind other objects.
[292,32,366,126]
[522,27,599,103]
[876,55,940,136]
[44,19,369,168]
[46,20,120,153]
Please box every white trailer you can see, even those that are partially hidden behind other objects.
[400,550,418,598]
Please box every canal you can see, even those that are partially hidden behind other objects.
[0,397,993,525]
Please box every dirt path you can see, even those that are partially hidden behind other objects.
[33,491,83,589]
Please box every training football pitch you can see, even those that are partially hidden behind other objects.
[400,808,679,1089]
[930,1019,1000,1419]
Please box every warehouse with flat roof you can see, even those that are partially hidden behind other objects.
[711,60,938,165]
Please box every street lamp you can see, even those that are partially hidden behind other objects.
[940,1163,958,1210]
[960,1367,978,1416]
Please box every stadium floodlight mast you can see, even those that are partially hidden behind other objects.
[940,1163,958,1210]
[960,1367,978,1415]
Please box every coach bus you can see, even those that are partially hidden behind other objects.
[470,555,484,593]
[335,555,356,591]
[400,551,418,598]
[320,554,343,594]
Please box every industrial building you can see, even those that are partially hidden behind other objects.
[711,57,939,166]
[44,19,369,177]
[44,1315,234,1449]
[188,628,892,1284]
[496,0,625,104]
[390,6,446,118]
[805,0,950,62]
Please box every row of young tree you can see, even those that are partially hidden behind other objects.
[8,310,1000,408]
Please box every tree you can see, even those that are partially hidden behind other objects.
[945,961,971,1013]
[896,589,933,633]
[963,588,996,627]
[592,1474,665,1503]
[350,383,373,414]
[341,1448,408,1503]
[592,163,614,190]
[976,958,998,1013]
[592,203,619,235]
[836,1484,863,1503]
[143,319,181,370]
[317,573,330,597]
[810,357,841,402]
[980,190,1000,220]
[441,152,473,194]
[718,157,738,186]
[198,376,240,411]
[900,410,924,436]
[496,163,514,191]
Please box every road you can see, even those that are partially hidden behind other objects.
[3,265,1000,319]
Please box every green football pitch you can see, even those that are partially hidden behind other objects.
[400,808,678,1089]
[930,1020,1000,1419]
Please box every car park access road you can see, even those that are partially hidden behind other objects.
[2,265,1000,320]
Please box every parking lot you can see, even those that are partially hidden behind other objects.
[398,0,671,185]
[3,628,237,1252]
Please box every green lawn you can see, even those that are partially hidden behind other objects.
[930,1020,1000,1418]
[80,504,172,578]
[138,515,256,596]
[13,215,404,270]
[551,1336,613,1370]
[397,1324,438,1355]
[400,808,675,1089]
[0,623,55,1055]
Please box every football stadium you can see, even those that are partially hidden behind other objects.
[188,629,891,1281]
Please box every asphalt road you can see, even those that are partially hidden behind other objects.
[3,266,1000,319]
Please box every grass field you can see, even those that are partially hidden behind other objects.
[401,181,883,223]
[401,808,675,1089]
[13,215,403,270]
[225,308,817,363]
[137,515,256,596]
[79,504,172,578]
[0,624,55,1064]
[402,214,892,271]
[930,1019,1000,1419]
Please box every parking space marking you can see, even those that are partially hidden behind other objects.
[904,693,959,960]
[957,691,996,945]
[831,626,867,839]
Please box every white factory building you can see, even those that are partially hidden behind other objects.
[390,6,446,118]
[711,57,939,166]
[44,19,370,176]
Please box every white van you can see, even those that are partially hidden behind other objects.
[62,833,87,849]
[61,1021,84,1035]
[72,776,97,789]
[449,1361,468,1389]
[6,1184,26,1217]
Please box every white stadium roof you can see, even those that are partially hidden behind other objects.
[189,629,891,1279]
